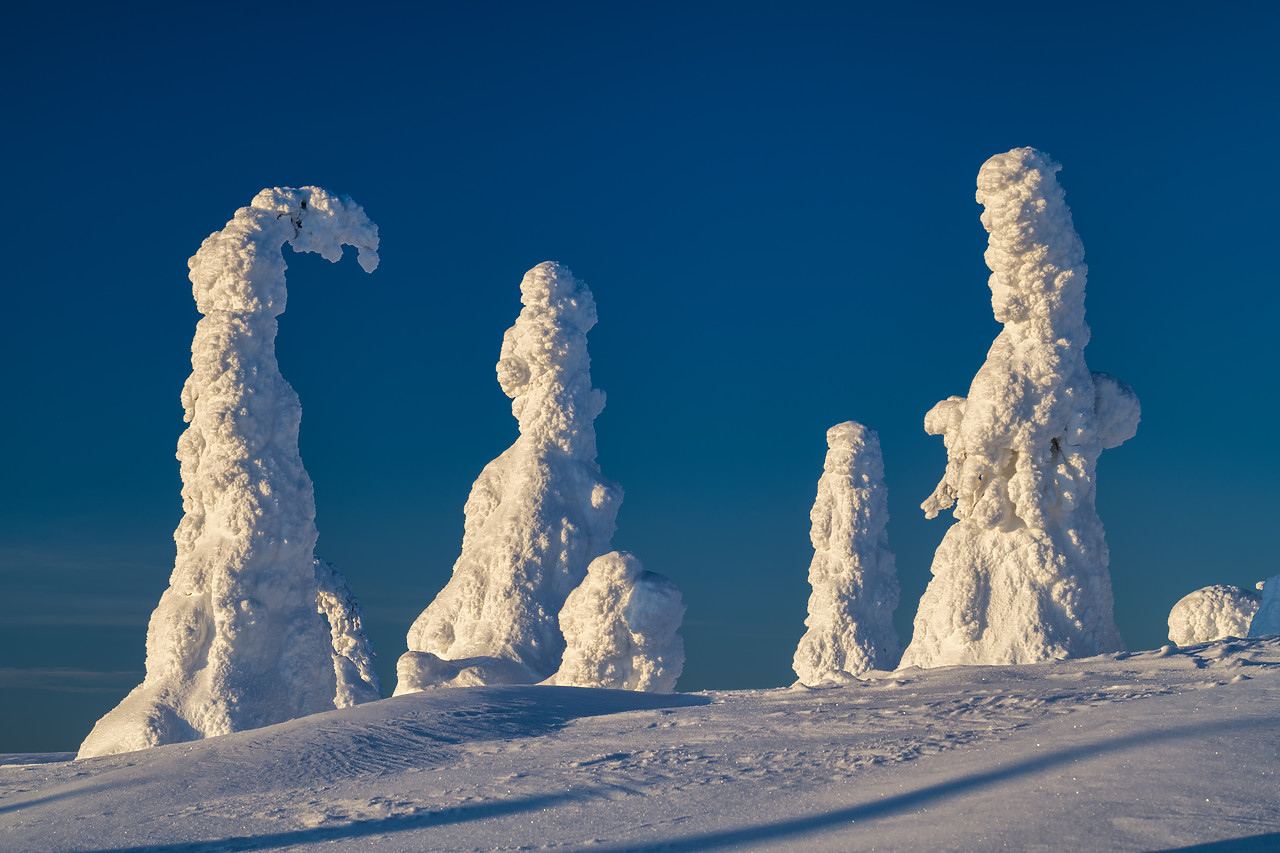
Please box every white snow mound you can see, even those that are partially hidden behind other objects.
[78,188,379,759]
[1167,585,1260,645]
[397,262,622,693]
[794,422,901,684]
[547,551,686,692]
[900,149,1139,669]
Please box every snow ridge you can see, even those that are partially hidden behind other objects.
[900,149,1139,668]
[78,188,379,758]
[397,262,622,693]
[793,422,901,684]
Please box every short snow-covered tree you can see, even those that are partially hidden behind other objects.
[793,422,901,684]
[546,551,685,693]
[1167,585,1260,645]
[79,188,380,759]
[1249,576,1280,637]
[396,262,622,693]
[900,149,1140,669]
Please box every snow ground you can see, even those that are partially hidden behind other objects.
[3,639,1278,852]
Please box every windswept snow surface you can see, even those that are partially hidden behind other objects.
[398,262,622,693]
[901,148,1140,669]
[794,422,901,684]
[1168,585,1260,645]
[547,551,685,692]
[5,640,1279,852]
[77,188,379,759]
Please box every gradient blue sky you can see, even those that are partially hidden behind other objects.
[2,2,1276,751]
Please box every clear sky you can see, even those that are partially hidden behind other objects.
[2,1,1276,752]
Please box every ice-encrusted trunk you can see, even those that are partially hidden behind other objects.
[793,422,901,684]
[546,551,685,693]
[79,188,379,758]
[396,262,621,693]
[900,149,1140,669]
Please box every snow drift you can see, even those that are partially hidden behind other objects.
[900,149,1140,669]
[1167,584,1260,645]
[78,188,380,759]
[793,422,901,684]
[546,551,685,692]
[397,262,622,693]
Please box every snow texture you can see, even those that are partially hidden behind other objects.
[1249,575,1280,637]
[793,422,901,684]
[315,559,382,707]
[1167,584,1260,645]
[14,640,1280,853]
[900,149,1140,669]
[78,188,379,759]
[397,262,622,693]
[546,551,685,692]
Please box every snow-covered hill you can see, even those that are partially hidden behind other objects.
[4,639,1278,852]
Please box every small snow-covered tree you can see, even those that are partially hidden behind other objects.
[899,149,1140,669]
[546,551,685,692]
[315,558,381,707]
[396,262,622,693]
[793,422,901,684]
[1167,585,1260,645]
[1249,576,1280,637]
[79,188,379,759]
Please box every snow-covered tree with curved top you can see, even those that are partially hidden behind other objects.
[899,149,1140,669]
[314,558,381,707]
[546,551,685,693]
[396,262,622,694]
[793,422,901,684]
[1167,585,1260,645]
[1249,576,1280,637]
[79,188,379,759]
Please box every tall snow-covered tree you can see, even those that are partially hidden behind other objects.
[396,262,621,693]
[900,149,1140,669]
[793,422,901,684]
[1249,576,1280,638]
[79,188,380,758]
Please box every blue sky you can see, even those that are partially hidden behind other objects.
[2,1,1276,751]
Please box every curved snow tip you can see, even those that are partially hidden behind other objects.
[977,147,1061,191]
[826,420,874,450]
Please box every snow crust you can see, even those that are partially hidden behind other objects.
[546,551,685,692]
[397,262,622,693]
[78,188,379,759]
[901,149,1140,669]
[14,640,1280,852]
[1167,584,1260,645]
[793,422,901,684]
[1249,575,1280,637]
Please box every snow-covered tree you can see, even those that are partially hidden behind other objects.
[396,262,622,694]
[1167,585,1260,645]
[315,558,381,707]
[899,149,1140,669]
[79,188,380,759]
[546,551,685,693]
[793,422,901,684]
[1249,576,1280,637]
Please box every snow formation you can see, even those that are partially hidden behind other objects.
[793,422,901,684]
[546,551,685,692]
[314,559,381,707]
[78,188,380,759]
[1167,585,1260,645]
[396,262,622,694]
[1249,576,1280,637]
[900,149,1140,669]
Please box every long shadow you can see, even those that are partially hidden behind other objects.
[598,716,1266,852]
[95,788,602,853]
[1150,833,1280,852]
